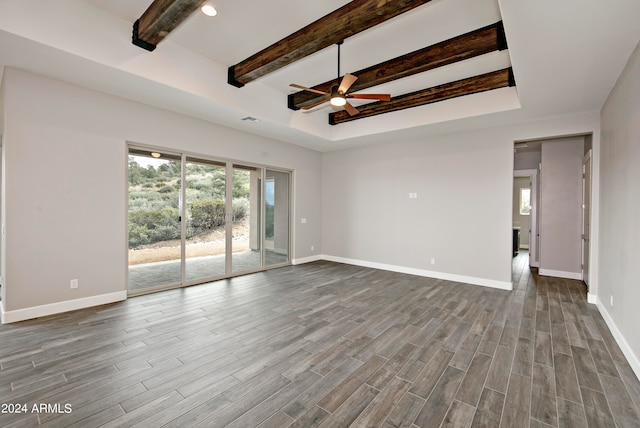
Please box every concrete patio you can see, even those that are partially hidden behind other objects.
[128,250,288,292]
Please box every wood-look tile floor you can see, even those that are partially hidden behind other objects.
[2,253,640,427]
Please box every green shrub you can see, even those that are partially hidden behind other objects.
[158,186,175,193]
[232,198,249,221]
[128,208,180,247]
[128,224,150,248]
[190,199,225,230]
[129,210,164,229]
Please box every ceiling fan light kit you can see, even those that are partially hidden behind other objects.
[330,95,347,107]
[289,41,391,117]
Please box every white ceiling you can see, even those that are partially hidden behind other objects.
[1,0,639,151]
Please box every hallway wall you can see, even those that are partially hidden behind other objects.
[599,40,640,377]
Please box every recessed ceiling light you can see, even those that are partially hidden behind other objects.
[201,4,217,16]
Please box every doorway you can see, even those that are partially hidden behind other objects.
[513,169,539,268]
[127,146,291,294]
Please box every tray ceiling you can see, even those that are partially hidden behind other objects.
[1,0,639,150]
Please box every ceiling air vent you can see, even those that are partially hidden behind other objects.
[241,116,260,124]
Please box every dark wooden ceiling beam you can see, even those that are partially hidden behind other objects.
[228,0,434,87]
[329,68,514,125]
[133,0,206,51]
[289,22,507,110]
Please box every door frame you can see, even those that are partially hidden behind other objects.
[582,149,592,287]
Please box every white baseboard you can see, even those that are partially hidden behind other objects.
[587,293,597,304]
[319,255,513,291]
[538,268,583,280]
[291,255,323,265]
[1,291,127,324]
[594,296,640,382]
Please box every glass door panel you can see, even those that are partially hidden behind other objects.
[265,169,290,266]
[185,158,227,282]
[231,165,262,273]
[128,149,182,292]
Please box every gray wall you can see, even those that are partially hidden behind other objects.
[514,151,541,170]
[321,112,600,291]
[539,138,584,277]
[0,68,322,317]
[0,77,4,303]
[600,41,640,374]
[322,131,514,287]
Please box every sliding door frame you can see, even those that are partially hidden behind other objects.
[127,146,184,293]
[127,143,292,296]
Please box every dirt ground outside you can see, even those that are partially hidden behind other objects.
[129,219,250,265]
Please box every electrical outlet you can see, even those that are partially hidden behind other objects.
[70,279,78,289]
[430,258,436,265]
[311,245,314,252]
[610,295,614,307]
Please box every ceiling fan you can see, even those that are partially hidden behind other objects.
[290,41,391,116]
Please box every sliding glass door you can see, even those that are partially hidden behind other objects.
[232,164,262,273]
[184,157,227,282]
[265,169,290,266]
[128,149,182,292]
[128,147,291,293]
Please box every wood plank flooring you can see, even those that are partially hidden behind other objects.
[1,253,639,427]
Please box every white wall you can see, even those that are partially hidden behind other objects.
[0,68,322,321]
[0,75,5,304]
[322,112,601,290]
[599,41,640,376]
[539,138,584,279]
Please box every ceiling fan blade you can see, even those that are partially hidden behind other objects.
[348,93,391,101]
[301,98,330,110]
[289,84,328,95]
[338,73,358,94]
[343,101,359,116]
